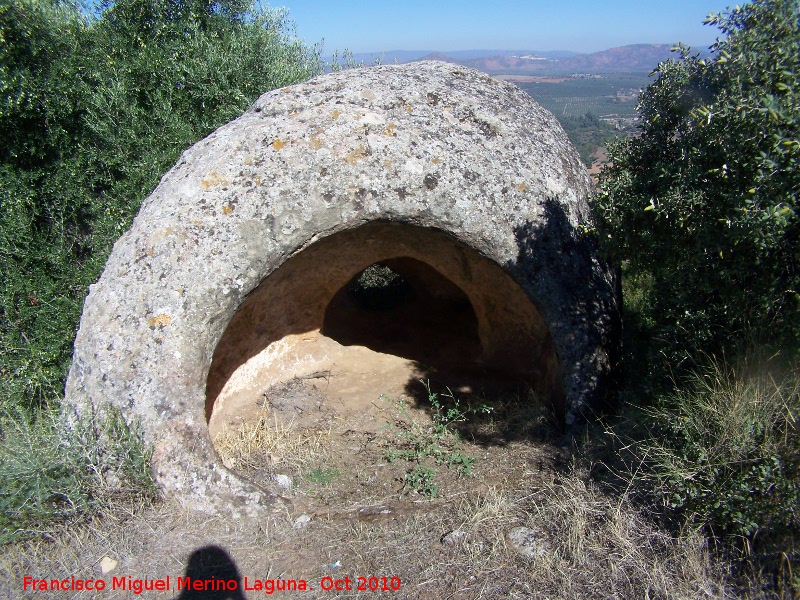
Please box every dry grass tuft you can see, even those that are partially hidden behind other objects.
[213,408,330,482]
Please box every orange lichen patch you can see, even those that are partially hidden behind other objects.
[288,111,300,117]
[222,204,234,215]
[147,314,173,329]
[384,123,397,137]
[200,172,230,189]
[308,135,323,150]
[517,183,528,192]
[331,109,341,119]
[432,157,440,165]
[404,104,413,112]
[383,160,392,168]
[253,176,262,186]
[343,145,367,165]
[272,139,286,151]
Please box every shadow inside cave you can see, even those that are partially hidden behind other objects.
[398,366,562,447]
[322,257,483,370]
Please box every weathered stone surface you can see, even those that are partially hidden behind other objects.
[506,526,548,558]
[65,61,619,513]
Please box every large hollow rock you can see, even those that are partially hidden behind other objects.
[65,61,620,514]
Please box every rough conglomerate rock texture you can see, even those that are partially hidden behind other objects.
[65,61,620,514]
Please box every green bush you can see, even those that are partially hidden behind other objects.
[630,360,799,543]
[0,0,322,542]
[1,0,322,412]
[595,0,800,368]
[1,0,94,408]
[0,403,157,544]
[592,2,800,588]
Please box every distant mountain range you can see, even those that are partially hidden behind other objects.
[341,44,695,74]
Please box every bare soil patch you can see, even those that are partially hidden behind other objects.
[1,366,731,599]
[588,146,610,178]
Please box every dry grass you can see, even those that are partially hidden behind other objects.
[600,357,800,597]
[510,474,728,598]
[291,472,732,599]
[0,499,291,600]
[0,396,743,599]
[214,405,733,599]
[0,462,734,600]
[213,408,331,482]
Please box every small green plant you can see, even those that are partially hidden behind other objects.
[426,381,492,436]
[329,48,364,71]
[384,382,492,494]
[444,451,476,476]
[403,466,438,497]
[306,467,340,486]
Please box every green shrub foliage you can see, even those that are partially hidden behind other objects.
[594,2,800,579]
[596,0,800,365]
[1,0,322,410]
[648,362,798,541]
[0,402,157,543]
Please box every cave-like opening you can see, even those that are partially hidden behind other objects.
[322,258,482,370]
[205,221,564,439]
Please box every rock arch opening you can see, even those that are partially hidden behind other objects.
[322,258,482,370]
[205,221,564,441]
[65,61,619,513]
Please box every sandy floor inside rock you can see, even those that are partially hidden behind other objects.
[209,331,418,436]
[208,330,524,440]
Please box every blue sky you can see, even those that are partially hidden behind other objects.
[278,0,735,55]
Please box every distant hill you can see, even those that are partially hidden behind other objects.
[332,45,689,74]
[459,44,678,74]
[333,49,577,68]
[416,52,460,64]
[554,44,678,72]
[457,53,558,73]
